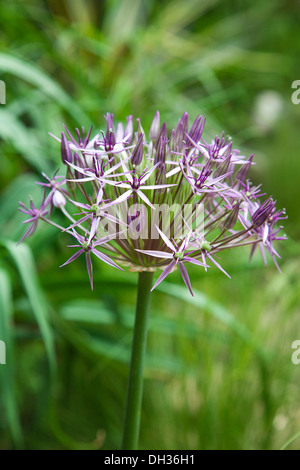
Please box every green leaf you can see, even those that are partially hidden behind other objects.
[1,240,56,374]
[0,174,40,239]
[280,431,300,450]
[0,109,51,172]
[0,53,90,125]
[0,268,24,448]
[61,299,229,342]
[61,300,114,325]
[59,299,229,374]
[157,282,269,360]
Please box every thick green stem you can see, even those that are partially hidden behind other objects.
[122,271,154,450]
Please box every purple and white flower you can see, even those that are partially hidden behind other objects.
[19,111,287,293]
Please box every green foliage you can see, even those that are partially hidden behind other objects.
[0,0,299,450]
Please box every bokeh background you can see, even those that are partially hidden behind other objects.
[0,0,300,450]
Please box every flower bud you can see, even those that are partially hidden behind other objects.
[214,155,231,178]
[105,113,115,149]
[223,203,240,230]
[252,197,275,227]
[188,115,205,143]
[131,133,144,166]
[154,136,167,166]
[136,118,145,136]
[53,190,66,208]
[124,115,133,145]
[149,111,160,141]
[235,154,254,183]
[61,132,72,164]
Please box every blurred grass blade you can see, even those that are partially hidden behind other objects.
[0,53,90,125]
[157,282,268,359]
[1,240,56,374]
[158,0,218,32]
[61,299,229,342]
[0,109,51,173]
[0,268,24,448]
[61,300,114,325]
[280,431,300,450]
[0,174,39,238]
[105,0,142,40]
[57,301,186,372]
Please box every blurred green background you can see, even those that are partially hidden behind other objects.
[0,0,299,450]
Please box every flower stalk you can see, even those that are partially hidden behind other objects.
[122,271,154,450]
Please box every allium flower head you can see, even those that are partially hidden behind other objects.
[19,112,287,294]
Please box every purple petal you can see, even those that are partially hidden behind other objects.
[151,260,176,291]
[179,262,194,296]
[136,190,156,210]
[17,223,37,244]
[135,249,173,259]
[86,251,93,290]
[61,132,73,164]
[88,217,100,243]
[93,230,126,247]
[68,199,91,210]
[131,133,144,166]
[142,183,177,190]
[83,125,93,147]
[23,216,38,224]
[149,111,160,140]
[106,213,128,227]
[48,132,61,143]
[105,159,128,176]
[104,181,131,189]
[69,176,95,183]
[166,166,181,179]
[206,253,231,278]
[140,162,160,184]
[69,229,85,244]
[60,249,84,267]
[67,161,90,175]
[183,257,209,268]
[92,248,123,271]
[106,189,132,205]
[96,188,103,204]
[180,230,192,252]
[155,225,176,252]
[63,214,91,231]
[259,243,268,266]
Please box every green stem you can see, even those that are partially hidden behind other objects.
[122,271,154,450]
